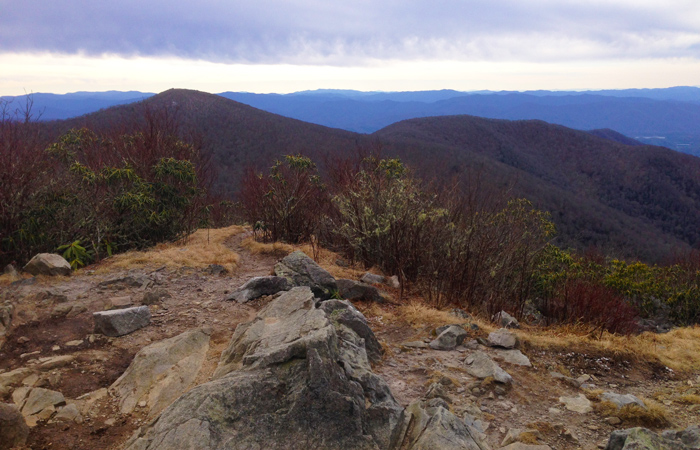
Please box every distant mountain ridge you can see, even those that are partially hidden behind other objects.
[41,89,700,262]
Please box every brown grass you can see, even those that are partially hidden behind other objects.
[397,301,494,332]
[518,432,541,445]
[594,399,670,427]
[677,394,700,404]
[241,237,294,257]
[514,324,700,373]
[97,225,244,273]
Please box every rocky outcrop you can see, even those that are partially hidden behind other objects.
[224,276,291,302]
[124,286,402,450]
[0,403,29,450]
[13,387,67,426]
[110,328,211,416]
[274,251,338,299]
[605,426,700,449]
[23,253,71,276]
[93,306,151,337]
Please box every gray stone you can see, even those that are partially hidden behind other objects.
[205,264,227,275]
[336,279,385,303]
[429,325,468,350]
[0,302,12,337]
[493,349,532,367]
[319,299,383,363]
[386,275,400,289]
[224,276,292,302]
[465,351,513,384]
[605,427,694,450]
[23,253,71,276]
[391,398,491,450]
[661,425,700,448]
[0,368,34,392]
[124,286,400,450]
[18,387,65,416]
[3,264,18,276]
[0,403,29,450]
[601,392,646,409]
[108,295,133,309]
[52,403,82,423]
[360,272,385,285]
[93,306,151,337]
[550,371,582,388]
[274,251,337,299]
[559,394,592,414]
[110,328,211,416]
[488,328,518,349]
[493,310,520,328]
[99,275,148,288]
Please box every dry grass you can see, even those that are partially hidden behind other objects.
[518,432,541,445]
[397,301,495,332]
[97,225,244,273]
[0,273,19,286]
[583,388,604,401]
[594,399,670,427]
[677,394,700,404]
[514,324,700,373]
[241,237,294,257]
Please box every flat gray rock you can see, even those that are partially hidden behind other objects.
[224,276,291,302]
[23,253,71,276]
[465,350,512,384]
[487,328,518,349]
[274,251,337,300]
[110,328,211,416]
[559,394,592,414]
[494,349,532,367]
[606,426,696,450]
[93,306,151,337]
[360,273,385,285]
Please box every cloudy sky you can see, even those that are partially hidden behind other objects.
[2,0,700,95]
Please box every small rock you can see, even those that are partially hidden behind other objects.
[500,445,550,450]
[205,264,227,275]
[386,275,400,289]
[493,310,520,328]
[142,289,171,305]
[23,253,71,276]
[37,355,75,371]
[336,279,385,303]
[17,336,30,344]
[450,308,471,319]
[93,306,151,337]
[601,392,646,409]
[550,371,581,388]
[429,325,468,350]
[20,387,66,416]
[107,296,133,309]
[53,403,82,423]
[488,328,518,349]
[604,416,622,425]
[402,341,429,349]
[465,350,513,384]
[360,273,385,285]
[548,407,561,414]
[559,394,592,414]
[65,340,83,347]
[493,349,532,367]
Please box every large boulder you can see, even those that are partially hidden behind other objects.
[224,276,292,302]
[274,251,337,299]
[110,328,211,416]
[125,287,401,450]
[487,328,518,349]
[93,306,151,337]
[605,427,697,450]
[23,253,71,276]
[0,403,29,450]
[319,299,383,364]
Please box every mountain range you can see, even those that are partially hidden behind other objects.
[41,89,700,263]
[4,86,700,156]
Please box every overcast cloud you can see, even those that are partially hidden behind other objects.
[3,0,700,65]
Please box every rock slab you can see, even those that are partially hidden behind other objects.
[224,276,291,302]
[465,350,512,384]
[110,328,211,416]
[93,306,151,337]
[23,253,71,276]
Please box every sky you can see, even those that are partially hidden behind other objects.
[2,0,700,95]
